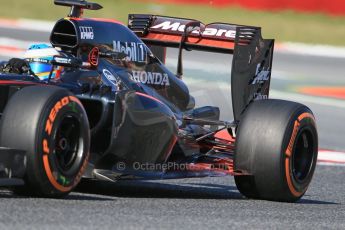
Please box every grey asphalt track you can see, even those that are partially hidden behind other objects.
[0,26,344,230]
[0,165,344,229]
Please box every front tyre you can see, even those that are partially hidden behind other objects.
[234,99,318,202]
[0,86,90,197]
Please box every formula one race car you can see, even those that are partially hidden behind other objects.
[0,0,318,202]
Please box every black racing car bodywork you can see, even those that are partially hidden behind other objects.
[0,0,318,202]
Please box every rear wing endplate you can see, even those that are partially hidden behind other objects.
[128,14,274,122]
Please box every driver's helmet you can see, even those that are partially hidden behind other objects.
[24,44,63,81]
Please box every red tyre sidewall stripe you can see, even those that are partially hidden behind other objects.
[42,96,87,193]
[284,112,316,197]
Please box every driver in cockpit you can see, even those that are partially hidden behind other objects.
[0,44,64,81]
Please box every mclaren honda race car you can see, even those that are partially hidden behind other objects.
[0,0,318,202]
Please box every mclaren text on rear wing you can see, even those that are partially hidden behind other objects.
[128,15,275,122]
[128,15,242,53]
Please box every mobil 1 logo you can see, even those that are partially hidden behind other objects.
[113,41,147,63]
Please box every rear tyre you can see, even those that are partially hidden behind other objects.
[234,99,318,202]
[0,86,90,197]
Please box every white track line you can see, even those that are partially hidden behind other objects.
[1,18,345,58]
[0,37,49,57]
[1,38,345,110]
[186,80,345,109]
[167,58,299,82]
[0,37,43,50]
[0,18,54,32]
[318,150,345,166]
[270,90,345,109]
[277,42,345,59]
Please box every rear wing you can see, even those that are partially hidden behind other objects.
[128,15,274,122]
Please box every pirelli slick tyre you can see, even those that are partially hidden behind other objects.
[234,99,318,202]
[0,86,90,197]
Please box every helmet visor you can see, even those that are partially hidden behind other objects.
[29,62,53,74]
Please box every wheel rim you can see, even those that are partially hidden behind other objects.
[292,128,315,183]
[53,114,84,176]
